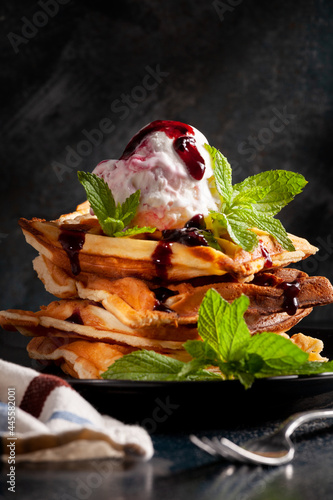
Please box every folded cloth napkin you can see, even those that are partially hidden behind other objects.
[0,359,153,462]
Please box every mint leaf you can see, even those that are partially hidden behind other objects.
[217,294,251,362]
[119,190,141,226]
[205,147,307,251]
[246,332,308,375]
[199,230,221,251]
[179,339,221,378]
[78,171,116,223]
[183,339,217,361]
[244,353,265,374]
[101,290,333,388]
[101,350,185,381]
[205,144,233,205]
[197,288,229,355]
[211,212,259,252]
[102,217,124,236]
[236,372,256,390]
[78,171,156,238]
[233,208,295,251]
[115,226,156,238]
[233,170,307,216]
[230,185,271,209]
[278,360,333,376]
[101,349,220,381]
[177,358,221,380]
[198,290,251,363]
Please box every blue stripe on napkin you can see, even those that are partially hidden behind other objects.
[47,410,93,426]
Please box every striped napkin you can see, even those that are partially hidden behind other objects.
[0,359,153,462]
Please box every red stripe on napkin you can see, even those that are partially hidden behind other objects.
[20,374,72,418]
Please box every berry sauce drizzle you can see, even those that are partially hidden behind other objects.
[152,214,210,280]
[184,214,206,230]
[153,287,178,313]
[259,240,273,268]
[252,273,279,287]
[173,136,205,180]
[162,228,208,247]
[152,241,173,281]
[58,228,85,276]
[278,281,301,316]
[120,120,206,180]
[162,213,209,247]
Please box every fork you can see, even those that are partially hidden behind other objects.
[190,409,333,466]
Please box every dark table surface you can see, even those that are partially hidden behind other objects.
[1,412,333,500]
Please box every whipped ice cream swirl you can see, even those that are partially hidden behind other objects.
[93,120,219,230]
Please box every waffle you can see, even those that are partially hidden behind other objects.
[24,331,325,379]
[1,202,332,379]
[0,302,197,350]
[19,210,317,282]
[31,255,333,333]
[288,332,327,362]
[33,255,179,328]
[26,337,190,379]
[27,337,136,378]
[165,268,333,322]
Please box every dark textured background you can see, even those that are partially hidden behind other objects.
[1,0,333,331]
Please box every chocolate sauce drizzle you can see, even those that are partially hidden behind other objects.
[120,120,206,180]
[277,280,301,316]
[58,228,85,276]
[253,271,301,316]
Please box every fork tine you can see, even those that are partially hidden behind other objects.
[217,438,259,464]
[189,435,238,462]
[190,435,292,466]
[189,435,218,456]
[203,437,228,456]
[209,437,248,463]
[218,438,294,466]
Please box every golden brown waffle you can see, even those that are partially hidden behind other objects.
[0,293,312,353]
[27,337,136,378]
[25,331,326,379]
[33,255,179,328]
[19,212,317,282]
[166,268,333,322]
[0,305,197,350]
[26,336,191,379]
[279,332,327,361]
[289,333,327,361]
[32,255,333,332]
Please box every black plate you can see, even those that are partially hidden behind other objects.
[2,327,333,431]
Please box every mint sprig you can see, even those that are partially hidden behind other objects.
[101,349,219,382]
[102,289,333,388]
[205,145,307,252]
[77,172,156,237]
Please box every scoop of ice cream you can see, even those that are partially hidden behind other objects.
[93,120,219,230]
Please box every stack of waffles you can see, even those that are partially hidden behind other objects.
[1,201,333,378]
